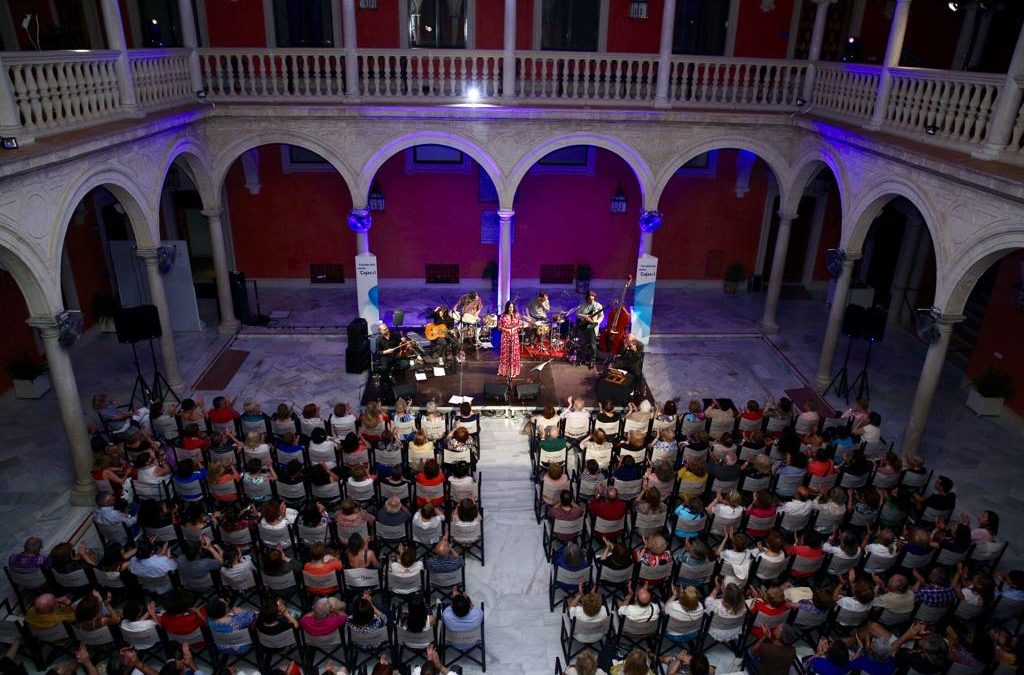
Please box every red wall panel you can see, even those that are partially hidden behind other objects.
[733,0,795,58]
[63,199,114,330]
[516,0,534,49]
[606,0,662,53]
[205,0,267,47]
[357,4,399,48]
[967,251,1024,416]
[476,0,505,49]
[0,272,39,393]
[225,145,356,278]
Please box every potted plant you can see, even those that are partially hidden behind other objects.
[8,354,50,399]
[575,263,592,295]
[92,292,119,333]
[723,263,745,294]
[966,367,1013,416]
[482,261,498,293]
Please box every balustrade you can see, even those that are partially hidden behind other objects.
[516,52,658,103]
[5,51,121,133]
[667,57,806,108]
[130,49,193,110]
[359,50,502,99]
[812,63,880,122]
[885,68,1002,145]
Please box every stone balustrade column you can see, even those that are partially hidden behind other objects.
[99,0,139,114]
[498,209,514,308]
[974,23,1024,158]
[801,0,835,102]
[654,0,677,107]
[502,0,517,99]
[901,313,961,456]
[176,0,204,92]
[135,247,185,392]
[814,254,861,392]
[27,316,97,506]
[342,0,360,98]
[349,208,371,254]
[868,0,913,129]
[202,209,240,333]
[760,210,798,333]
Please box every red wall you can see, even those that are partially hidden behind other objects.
[607,0,662,53]
[967,251,1024,416]
[517,0,534,49]
[205,0,267,47]
[225,145,356,278]
[512,148,641,280]
[733,0,795,59]
[477,0,505,49]
[0,273,39,393]
[652,150,771,279]
[63,199,114,330]
[357,4,399,48]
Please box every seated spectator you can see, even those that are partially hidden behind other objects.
[49,541,97,576]
[120,597,161,635]
[207,462,241,503]
[712,433,738,462]
[864,528,897,565]
[176,535,223,581]
[416,459,446,507]
[786,531,825,579]
[743,453,773,482]
[963,510,999,544]
[674,539,713,585]
[398,595,435,638]
[257,595,300,648]
[598,541,635,574]
[704,399,735,424]
[300,597,347,636]
[134,451,171,487]
[786,585,834,619]
[750,625,800,675]
[649,428,678,466]
[242,458,277,501]
[379,463,411,495]
[954,566,996,616]
[219,502,258,538]
[853,411,882,443]
[616,648,659,675]
[833,572,876,615]
[749,586,789,639]
[348,591,388,637]
[346,464,376,496]
[754,530,788,570]
[208,395,240,426]
[566,586,609,631]
[408,430,435,471]
[745,491,777,540]
[778,486,815,519]
[425,535,464,574]
[260,499,298,546]
[448,426,479,466]
[676,457,708,497]
[73,590,120,630]
[617,581,660,623]
[93,492,137,534]
[346,533,378,570]
[613,455,643,482]
[91,451,127,494]
[412,503,445,546]
[717,531,751,587]
[682,399,705,425]
[328,402,356,437]
[562,396,592,437]
[543,463,571,505]
[553,543,590,591]
[539,426,568,466]
[664,584,703,643]
[333,498,376,533]
[442,589,483,648]
[308,428,339,468]
[634,487,667,536]
[242,432,272,467]
[588,487,628,539]
[774,450,807,498]
[707,451,741,493]
[795,400,821,436]
[913,568,957,609]
[912,475,956,522]
[617,431,647,466]
[24,593,75,632]
[304,542,343,594]
[310,462,340,488]
[633,534,672,586]
[673,496,706,540]
[583,429,613,470]
[848,630,896,675]
[704,578,746,642]
[159,589,207,647]
[128,541,177,594]
[580,459,608,494]
[807,637,850,675]
[219,544,256,590]
[807,447,836,478]
[857,622,947,675]
[139,500,174,531]
[448,461,477,498]
[740,432,768,462]
[359,402,388,445]
[339,432,370,471]
[454,498,481,530]
[391,543,424,578]
[872,573,914,615]
[813,488,848,532]
[206,597,255,654]
[706,489,743,523]
[823,531,862,574]
[173,458,207,502]
[377,495,412,528]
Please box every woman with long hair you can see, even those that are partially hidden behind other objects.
[497,300,522,378]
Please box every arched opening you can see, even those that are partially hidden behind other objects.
[221,142,356,282]
[0,264,43,394]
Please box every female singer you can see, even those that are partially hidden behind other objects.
[497,301,522,378]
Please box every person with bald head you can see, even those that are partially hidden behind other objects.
[425,533,464,575]
[25,592,75,631]
[872,573,915,615]
[617,580,661,624]
[587,486,628,539]
[8,536,50,575]
[376,495,412,528]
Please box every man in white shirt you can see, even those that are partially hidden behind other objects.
[93,492,137,527]
[854,412,882,444]
[617,582,661,623]
[561,397,592,439]
[128,542,178,595]
[777,487,815,518]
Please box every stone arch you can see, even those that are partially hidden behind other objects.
[0,218,59,316]
[787,145,846,216]
[159,138,217,210]
[651,137,791,211]
[54,168,157,265]
[505,132,654,211]
[213,132,359,202]
[357,132,504,207]
[938,227,1024,315]
[842,176,943,268]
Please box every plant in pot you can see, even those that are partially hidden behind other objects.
[575,263,592,295]
[966,367,1013,417]
[723,263,745,294]
[92,292,119,333]
[8,354,50,399]
[482,261,498,293]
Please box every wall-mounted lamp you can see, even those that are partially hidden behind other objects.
[629,0,649,19]
[368,182,385,212]
[610,185,628,214]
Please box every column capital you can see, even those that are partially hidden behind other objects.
[26,315,61,337]
[348,209,372,233]
[135,246,159,260]
[841,252,863,264]
[497,209,515,220]
[639,210,663,233]
[777,210,799,222]
[201,208,223,219]
[924,309,965,328]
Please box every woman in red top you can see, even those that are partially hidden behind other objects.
[786,530,825,579]
[740,400,764,439]
[806,447,836,478]
[745,491,777,539]
[748,586,789,638]
[303,542,343,595]
[158,589,207,648]
[415,459,446,507]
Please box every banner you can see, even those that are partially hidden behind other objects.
[355,253,380,329]
[631,254,658,344]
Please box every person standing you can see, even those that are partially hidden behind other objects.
[497,301,522,379]
[575,290,604,368]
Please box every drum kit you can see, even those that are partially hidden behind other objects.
[451,310,497,347]
[522,312,572,358]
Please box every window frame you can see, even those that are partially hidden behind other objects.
[534,0,608,52]
[399,0,475,49]
[263,0,340,48]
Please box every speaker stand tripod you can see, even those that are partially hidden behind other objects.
[849,340,874,403]
[145,338,180,406]
[823,335,855,403]
[128,342,154,411]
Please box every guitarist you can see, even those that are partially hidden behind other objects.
[574,290,604,369]
[427,306,456,363]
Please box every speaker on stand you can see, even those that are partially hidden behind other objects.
[823,303,866,402]
[849,306,886,402]
[113,305,178,408]
[346,317,371,374]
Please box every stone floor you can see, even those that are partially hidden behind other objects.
[1,282,1022,673]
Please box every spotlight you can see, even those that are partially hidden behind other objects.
[195,89,207,100]
[948,1,959,10]
[796,97,807,107]
[1,137,18,150]
[925,124,938,135]
[466,86,481,103]
[848,36,855,43]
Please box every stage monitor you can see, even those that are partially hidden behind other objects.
[483,382,508,403]
[516,382,541,402]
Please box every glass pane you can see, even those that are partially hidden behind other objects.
[274,0,334,47]
[138,0,182,47]
[409,0,466,48]
[672,0,728,55]
[542,0,599,51]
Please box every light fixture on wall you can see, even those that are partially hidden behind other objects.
[368,182,385,212]
[925,124,939,135]
[1,137,18,150]
[610,185,628,214]
[629,0,649,19]
[359,0,377,7]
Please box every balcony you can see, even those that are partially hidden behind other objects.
[2,48,1023,168]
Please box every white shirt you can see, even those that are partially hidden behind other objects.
[308,440,338,466]
[94,506,137,527]
[779,500,813,517]
[618,603,660,622]
[568,605,609,627]
[860,424,881,443]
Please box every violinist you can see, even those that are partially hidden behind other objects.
[377,323,410,377]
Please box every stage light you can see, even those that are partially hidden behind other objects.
[925,124,938,135]
[1,137,18,150]
[466,86,481,103]
[848,37,855,43]
[948,1,959,10]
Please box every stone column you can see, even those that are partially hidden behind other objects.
[868,0,913,129]
[974,23,1024,158]
[814,254,860,391]
[900,226,933,328]
[951,1,980,70]
[848,0,868,37]
[638,210,662,258]
[885,214,923,336]
[176,0,204,92]
[754,186,779,277]
[135,248,185,393]
[349,208,371,254]
[99,0,139,114]
[654,0,677,106]
[801,0,835,102]
[27,317,96,506]
[502,0,517,99]
[901,313,961,457]
[800,195,828,289]
[497,209,514,308]
[760,210,798,334]
[342,0,360,97]
[201,209,239,333]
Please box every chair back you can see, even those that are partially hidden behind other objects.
[134,480,169,501]
[271,418,297,437]
[256,626,298,650]
[92,568,125,590]
[751,608,791,634]
[242,479,273,502]
[552,516,585,540]
[379,480,411,503]
[673,513,706,538]
[708,417,734,439]
[257,523,293,548]
[773,472,804,497]
[565,418,590,439]
[444,622,482,647]
[396,623,434,650]
[429,569,463,591]
[682,446,707,465]
[707,609,747,635]
[211,420,238,437]
[539,448,568,467]
[791,606,827,629]
[330,416,357,438]
[812,509,844,534]
[211,626,253,652]
[136,572,174,595]
[565,613,611,645]
[27,621,68,644]
[848,508,877,528]
[862,552,896,575]
[416,481,445,504]
[208,479,240,501]
[145,524,178,544]
[95,521,131,546]
[51,567,90,590]
[738,417,762,433]
[593,515,625,535]
[827,552,861,576]
[343,567,381,591]
[794,418,817,436]
[421,416,447,441]
[676,559,715,585]
[633,509,667,534]
[152,415,180,440]
[555,565,591,589]
[594,419,621,438]
[900,550,935,571]
[708,512,742,536]
[387,568,425,595]
[898,469,931,492]
[679,418,704,436]
[274,481,306,503]
[956,601,985,622]
[913,602,951,624]
[181,571,216,593]
[374,444,403,468]
[71,623,118,647]
[296,523,329,546]
[637,562,672,585]
[753,555,787,582]
[743,513,775,534]
[261,571,297,593]
[302,627,342,649]
[970,541,1007,564]
[220,526,254,549]
[335,520,370,545]
[612,478,642,501]
[710,478,738,494]
[621,614,659,638]
[451,519,482,545]
[921,506,953,523]
[868,471,896,490]
[164,625,205,645]
[120,622,162,650]
[834,604,871,627]
[541,481,564,506]
[778,509,811,533]
[576,476,603,501]
[840,469,870,490]
[346,480,376,503]
[765,416,790,433]
[302,569,340,594]
[664,611,703,637]
[807,473,836,492]
[375,521,409,543]
[677,478,706,498]
[790,553,823,576]
[449,478,479,504]
[876,607,914,628]
[623,418,650,437]
[179,525,213,547]
[597,563,633,585]
[221,565,258,592]
[861,440,887,461]
[309,482,341,504]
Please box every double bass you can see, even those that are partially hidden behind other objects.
[599,275,632,354]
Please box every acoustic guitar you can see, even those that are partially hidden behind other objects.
[424,323,453,341]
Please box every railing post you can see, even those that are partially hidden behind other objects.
[502,0,517,99]
[974,23,1024,159]
[0,55,31,144]
[801,0,835,103]
[99,0,140,114]
[867,0,913,129]
[654,0,677,107]
[342,0,360,98]
[176,0,204,92]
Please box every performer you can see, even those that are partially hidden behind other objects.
[427,305,456,362]
[456,291,484,320]
[526,291,550,322]
[575,290,604,368]
[497,301,522,378]
[613,334,644,380]
[377,323,410,377]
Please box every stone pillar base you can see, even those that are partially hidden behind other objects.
[814,373,833,394]
[70,481,98,507]
[218,319,241,335]
[760,320,780,334]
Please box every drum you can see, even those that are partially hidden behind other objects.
[461,313,480,325]
[482,314,498,329]
[536,322,550,337]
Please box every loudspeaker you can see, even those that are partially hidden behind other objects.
[114,305,162,344]
[348,318,369,345]
[345,345,370,373]
[483,382,508,403]
[228,271,251,321]
[515,382,541,402]
[863,306,887,343]
[392,382,417,401]
[596,372,634,406]
[841,304,867,339]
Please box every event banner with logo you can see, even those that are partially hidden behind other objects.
[355,253,380,329]
[631,254,658,344]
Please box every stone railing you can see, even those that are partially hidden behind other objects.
[813,62,880,122]
[4,50,121,133]
[667,57,807,108]
[883,68,1002,146]
[515,52,658,103]
[359,50,503,99]
[1010,99,1024,157]
[130,49,193,110]
[199,49,348,99]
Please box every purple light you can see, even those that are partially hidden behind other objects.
[348,209,371,233]
[639,210,663,233]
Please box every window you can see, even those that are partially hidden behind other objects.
[541,0,599,51]
[138,0,182,47]
[408,0,467,49]
[672,0,728,55]
[273,0,333,47]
